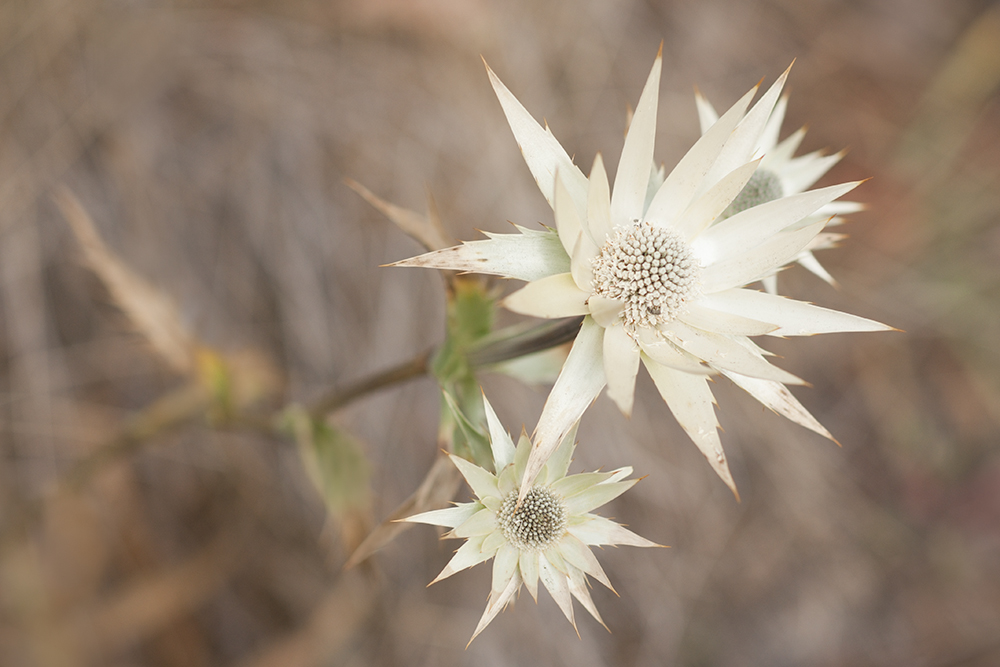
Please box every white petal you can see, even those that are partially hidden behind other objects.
[519,549,540,601]
[701,289,893,336]
[603,323,641,416]
[549,470,621,499]
[769,126,806,165]
[700,218,827,294]
[486,62,589,217]
[588,294,623,327]
[693,181,860,265]
[404,502,480,528]
[554,170,584,257]
[567,567,608,630]
[570,228,599,292]
[701,63,791,194]
[646,86,757,227]
[564,479,639,516]
[637,328,713,374]
[567,514,660,548]
[663,321,804,384]
[611,50,662,227]
[757,93,788,156]
[482,395,516,472]
[469,567,522,644]
[539,420,579,485]
[538,552,576,630]
[694,90,719,134]
[722,369,834,440]
[673,159,762,242]
[643,359,738,496]
[390,227,569,281]
[453,507,498,538]
[679,302,778,336]
[502,273,590,318]
[556,533,614,590]
[431,535,494,584]
[781,150,846,194]
[491,543,520,599]
[796,250,837,286]
[523,318,607,497]
[587,153,613,244]
[449,455,500,500]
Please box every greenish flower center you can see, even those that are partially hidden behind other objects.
[497,486,567,551]
[591,220,699,330]
[721,168,784,219]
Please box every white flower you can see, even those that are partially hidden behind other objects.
[394,48,892,498]
[695,89,862,293]
[405,396,658,644]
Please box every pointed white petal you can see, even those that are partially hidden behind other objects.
[556,534,614,590]
[679,302,778,336]
[540,421,579,485]
[673,159,762,241]
[483,395,516,472]
[549,470,621,499]
[611,51,662,227]
[567,514,660,547]
[701,289,893,336]
[567,567,608,630]
[637,328,713,374]
[469,568,522,644]
[404,502,480,528]
[702,64,791,193]
[564,479,639,516]
[570,229,599,292]
[554,170,584,257]
[695,90,719,134]
[587,153,614,244]
[431,535,494,584]
[700,219,827,294]
[486,62,589,216]
[491,543,520,599]
[390,227,569,281]
[721,369,834,440]
[502,273,590,318]
[453,507,498,538]
[781,150,846,194]
[818,200,864,215]
[643,359,738,496]
[761,273,778,295]
[481,526,507,554]
[520,549,540,601]
[449,455,500,500]
[693,181,860,266]
[663,321,804,384]
[796,250,837,286]
[603,323,641,416]
[757,94,788,156]
[523,319,607,496]
[646,86,757,227]
[538,552,576,629]
[768,126,806,165]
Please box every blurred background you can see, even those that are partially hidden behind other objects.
[1,0,999,665]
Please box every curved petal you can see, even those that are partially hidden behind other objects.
[567,514,660,548]
[643,358,738,497]
[610,49,662,228]
[486,62,589,217]
[390,227,569,281]
[523,318,607,498]
[603,323,641,416]
[587,153,613,244]
[503,273,590,318]
[701,288,892,336]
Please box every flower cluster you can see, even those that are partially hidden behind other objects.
[396,46,891,641]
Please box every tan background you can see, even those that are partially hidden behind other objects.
[1,0,999,665]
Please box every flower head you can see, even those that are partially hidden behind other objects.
[394,48,892,499]
[695,90,862,293]
[405,395,658,644]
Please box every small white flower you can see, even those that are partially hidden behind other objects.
[695,89,861,293]
[405,396,659,644]
[394,49,892,498]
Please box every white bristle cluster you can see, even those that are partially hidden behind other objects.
[721,169,784,219]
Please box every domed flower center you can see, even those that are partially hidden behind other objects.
[591,220,699,330]
[721,168,784,219]
[497,486,566,551]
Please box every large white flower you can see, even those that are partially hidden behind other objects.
[394,49,891,498]
[695,90,861,293]
[405,396,658,644]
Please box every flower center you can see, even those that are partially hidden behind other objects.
[720,168,784,219]
[591,220,699,330]
[497,486,567,551]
